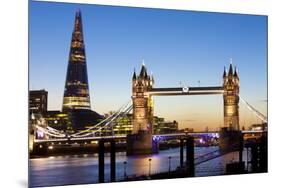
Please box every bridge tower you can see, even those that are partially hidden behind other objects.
[220,61,242,151]
[132,62,154,133]
[223,62,240,130]
[127,62,155,155]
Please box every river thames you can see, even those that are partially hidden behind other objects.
[29,146,247,187]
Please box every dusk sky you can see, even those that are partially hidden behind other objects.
[30,1,267,131]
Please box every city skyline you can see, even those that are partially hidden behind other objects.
[30,1,267,131]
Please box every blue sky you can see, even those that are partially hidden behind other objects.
[29,1,267,130]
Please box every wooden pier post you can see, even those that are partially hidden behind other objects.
[180,139,184,167]
[185,137,195,177]
[98,140,105,183]
[110,140,116,182]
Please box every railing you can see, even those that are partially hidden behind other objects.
[33,135,128,143]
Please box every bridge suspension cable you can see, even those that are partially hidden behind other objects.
[34,125,66,138]
[239,95,267,123]
[33,100,132,139]
[71,104,133,138]
[70,101,132,137]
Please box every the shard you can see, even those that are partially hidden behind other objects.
[62,10,91,111]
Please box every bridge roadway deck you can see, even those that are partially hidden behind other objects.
[34,130,265,143]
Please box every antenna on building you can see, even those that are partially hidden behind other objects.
[142,59,145,66]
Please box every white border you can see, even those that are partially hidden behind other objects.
[36,0,270,15]
[1,0,281,188]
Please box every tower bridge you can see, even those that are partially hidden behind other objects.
[129,62,241,154]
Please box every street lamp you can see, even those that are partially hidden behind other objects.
[168,156,172,173]
[148,158,152,176]
[123,161,127,179]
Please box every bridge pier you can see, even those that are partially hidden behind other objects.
[222,129,246,175]
[126,131,155,155]
[219,128,242,151]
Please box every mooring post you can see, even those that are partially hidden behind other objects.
[98,140,105,183]
[110,140,116,182]
[180,139,184,167]
[185,137,195,177]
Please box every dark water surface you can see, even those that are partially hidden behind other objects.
[29,146,243,187]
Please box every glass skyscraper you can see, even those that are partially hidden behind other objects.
[63,10,91,111]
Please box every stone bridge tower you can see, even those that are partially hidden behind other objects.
[132,62,154,134]
[127,62,155,155]
[223,62,240,131]
[220,62,242,152]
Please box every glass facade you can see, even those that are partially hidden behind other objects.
[153,117,179,134]
[63,10,91,111]
[29,89,48,114]
[43,111,72,131]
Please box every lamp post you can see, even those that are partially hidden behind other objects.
[168,156,172,173]
[148,158,152,176]
[123,161,127,179]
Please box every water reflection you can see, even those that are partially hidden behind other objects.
[30,147,243,187]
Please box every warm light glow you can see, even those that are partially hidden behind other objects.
[48,146,53,150]
[63,96,91,109]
